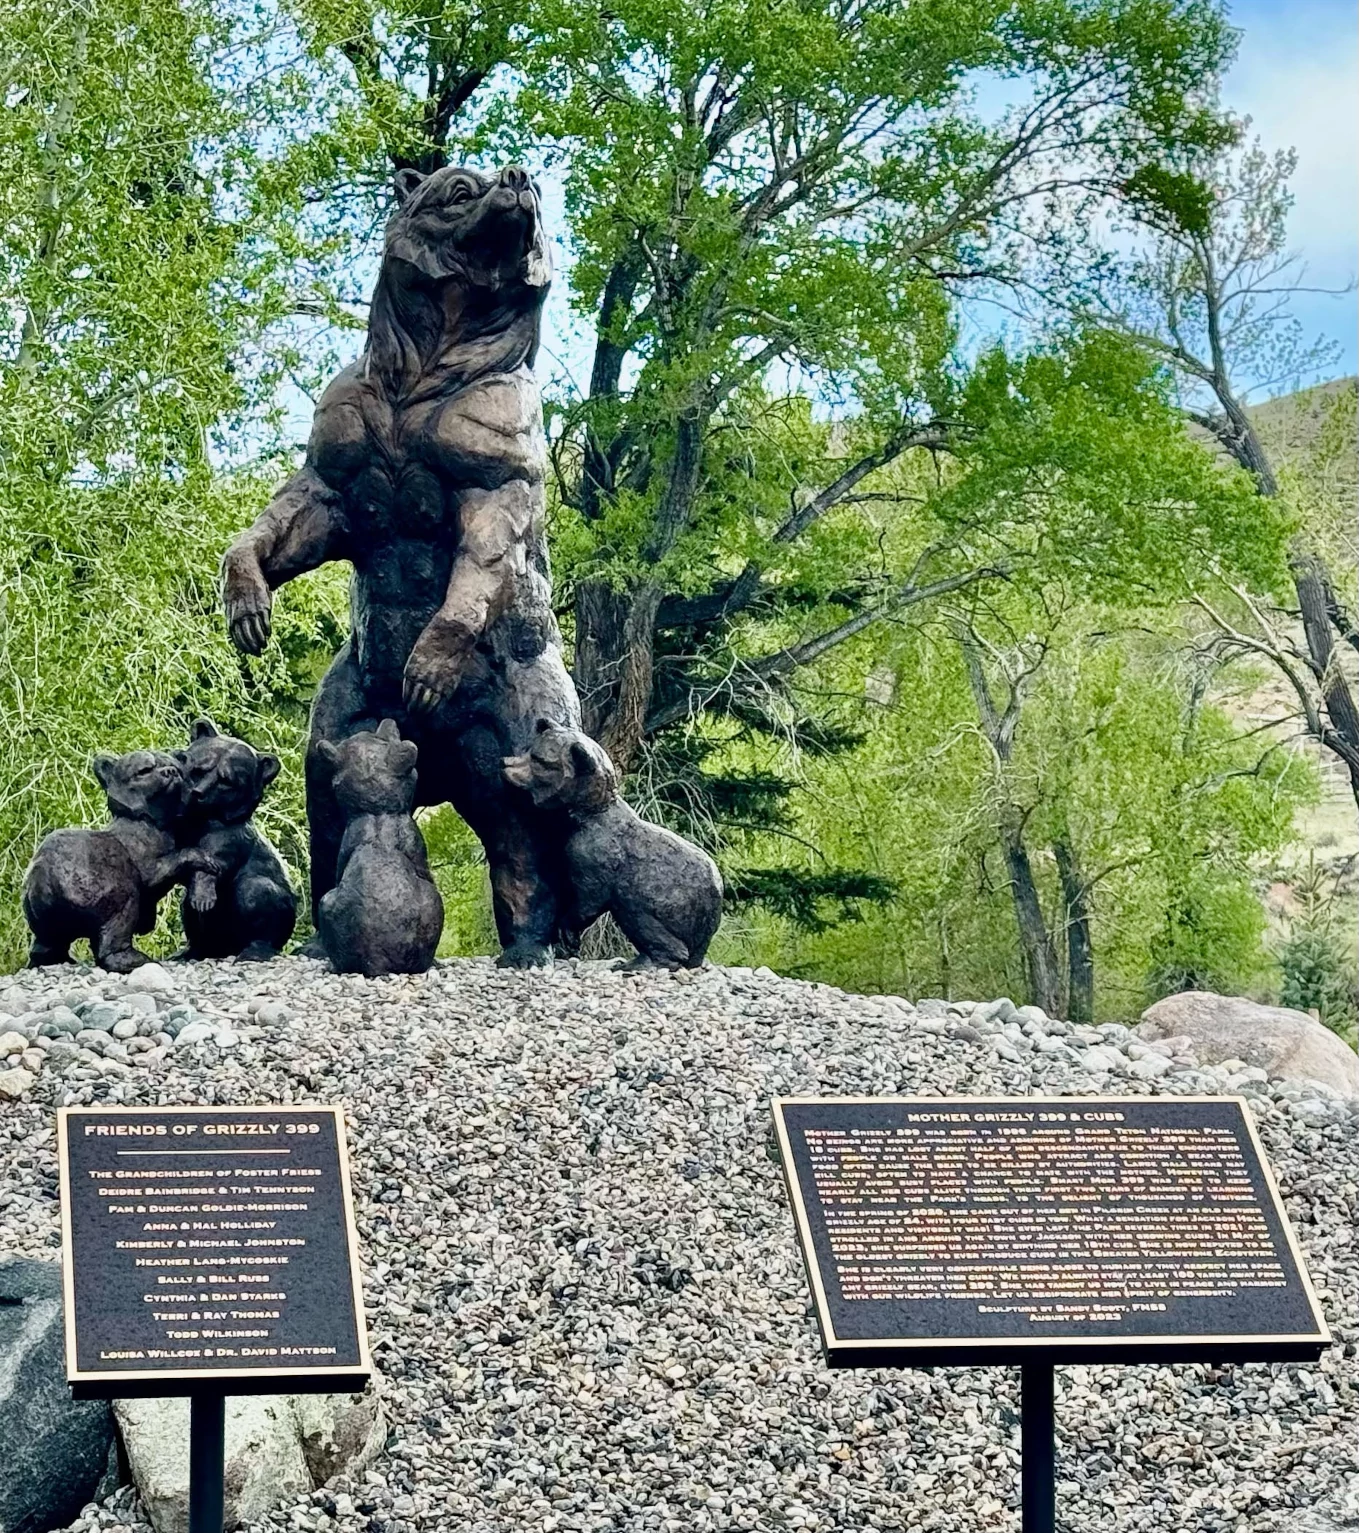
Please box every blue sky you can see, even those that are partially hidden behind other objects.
[1220,0,1358,383]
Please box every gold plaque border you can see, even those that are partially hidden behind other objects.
[771,1094,1332,1355]
[57,1103,375,1386]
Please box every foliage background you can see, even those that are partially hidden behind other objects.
[0,0,1353,1031]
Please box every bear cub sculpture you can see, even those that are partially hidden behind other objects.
[315,720,443,975]
[503,722,722,968]
[22,751,218,971]
[177,719,298,961]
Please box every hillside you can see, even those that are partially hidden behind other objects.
[1243,378,1358,873]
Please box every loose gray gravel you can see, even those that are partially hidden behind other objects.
[1,958,1355,1533]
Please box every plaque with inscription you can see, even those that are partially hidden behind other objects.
[773,1096,1329,1367]
[58,1105,372,1397]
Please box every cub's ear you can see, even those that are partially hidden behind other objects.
[569,742,599,778]
[394,741,419,773]
[392,168,427,207]
[191,718,220,741]
[376,718,401,742]
[92,754,118,791]
[256,754,281,790]
[317,740,340,768]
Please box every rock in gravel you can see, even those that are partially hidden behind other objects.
[292,1391,387,1486]
[0,1259,117,1533]
[116,1397,307,1533]
[0,956,1354,1533]
[114,1391,383,1533]
[1140,990,1359,1099]
[0,1066,35,1099]
[125,963,176,996]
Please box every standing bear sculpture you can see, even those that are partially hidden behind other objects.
[22,751,218,971]
[221,162,579,968]
[503,723,722,969]
[176,719,299,962]
[315,720,444,975]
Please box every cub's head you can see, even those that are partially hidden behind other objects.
[318,720,419,816]
[385,163,551,300]
[182,719,281,825]
[93,750,188,829]
[503,722,618,816]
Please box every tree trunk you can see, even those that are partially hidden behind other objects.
[1208,386,1359,809]
[1003,833,1063,1016]
[1291,545,1359,806]
[573,577,663,773]
[1054,839,1094,1023]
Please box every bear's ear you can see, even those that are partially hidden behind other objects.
[569,742,599,778]
[376,718,401,743]
[92,754,118,791]
[191,718,219,741]
[317,740,340,768]
[535,718,552,734]
[394,741,419,773]
[256,754,281,790]
[392,168,427,207]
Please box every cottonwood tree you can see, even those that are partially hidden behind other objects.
[1091,137,1359,808]
[510,0,1236,769]
[218,0,1267,934]
[282,0,1234,764]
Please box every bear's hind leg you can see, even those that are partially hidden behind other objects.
[94,897,149,972]
[615,908,691,970]
[27,939,72,968]
[233,871,298,961]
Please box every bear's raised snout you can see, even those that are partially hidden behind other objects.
[492,165,538,217]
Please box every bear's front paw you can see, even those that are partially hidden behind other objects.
[223,553,273,655]
[403,614,472,713]
[187,873,218,914]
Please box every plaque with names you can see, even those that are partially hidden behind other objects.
[773,1095,1329,1367]
[58,1105,372,1397]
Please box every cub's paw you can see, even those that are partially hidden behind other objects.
[496,940,553,970]
[187,874,218,914]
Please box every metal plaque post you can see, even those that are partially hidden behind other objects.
[1021,1364,1056,1533]
[188,1392,226,1533]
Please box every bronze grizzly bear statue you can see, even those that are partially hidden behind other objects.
[176,719,298,962]
[221,162,575,968]
[22,751,219,971]
[315,720,443,975]
[503,723,723,969]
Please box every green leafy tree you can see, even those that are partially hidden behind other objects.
[0,0,347,963]
[1087,136,1359,809]
[271,0,1239,918]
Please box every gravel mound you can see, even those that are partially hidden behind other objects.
[1,958,1355,1533]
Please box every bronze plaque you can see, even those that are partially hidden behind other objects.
[58,1105,372,1396]
[773,1096,1329,1366]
